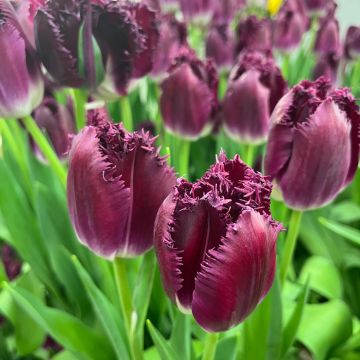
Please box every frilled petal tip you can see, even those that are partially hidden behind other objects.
[154,152,281,331]
[68,119,176,259]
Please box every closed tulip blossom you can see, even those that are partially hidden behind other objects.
[151,14,187,78]
[154,152,282,332]
[345,26,360,60]
[0,0,44,118]
[67,113,176,258]
[179,0,213,22]
[265,77,360,210]
[212,0,245,22]
[206,23,234,70]
[223,51,287,143]
[235,16,272,56]
[160,47,219,139]
[313,51,340,84]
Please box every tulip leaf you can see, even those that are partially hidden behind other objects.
[0,271,46,355]
[329,201,360,224]
[280,280,309,358]
[72,256,130,360]
[319,217,360,247]
[299,256,342,300]
[214,336,237,360]
[296,300,353,360]
[146,320,180,360]
[170,313,192,360]
[4,283,115,360]
[52,350,85,360]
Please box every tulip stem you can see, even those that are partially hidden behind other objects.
[280,210,303,285]
[202,333,219,360]
[120,97,133,132]
[245,144,256,167]
[71,89,87,131]
[177,139,191,179]
[22,116,67,189]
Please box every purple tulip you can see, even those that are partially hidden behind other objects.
[0,0,44,118]
[32,96,75,161]
[154,152,282,332]
[160,46,219,139]
[345,26,360,60]
[235,16,272,56]
[304,0,333,15]
[179,0,214,22]
[206,23,234,70]
[1,244,21,281]
[223,51,288,143]
[151,14,187,78]
[67,112,176,259]
[265,77,360,210]
[314,5,340,55]
[313,52,340,84]
[212,0,245,22]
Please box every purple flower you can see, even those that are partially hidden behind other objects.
[313,52,340,84]
[206,23,234,71]
[304,0,334,15]
[223,51,288,143]
[212,0,245,22]
[265,77,360,210]
[235,16,272,56]
[179,0,213,22]
[1,244,21,281]
[0,0,44,118]
[67,112,176,259]
[151,14,187,78]
[345,26,360,60]
[160,46,219,139]
[154,152,281,332]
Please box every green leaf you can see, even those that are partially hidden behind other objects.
[329,201,360,224]
[52,350,86,360]
[299,256,342,299]
[297,300,353,360]
[214,336,237,360]
[4,283,115,360]
[319,217,360,247]
[72,256,129,360]
[280,280,309,358]
[170,313,191,360]
[146,320,180,360]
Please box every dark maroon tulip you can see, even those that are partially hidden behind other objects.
[212,0,245,22]
[151,14,187,78]
[314,5,340,55]
[345,26,360,60]
[143,0,160,11]
[206,23,234,70]
[154,152,282,332]
[179,0,213,22]
[313,52,340,84]
[304,0,334,14]
[223,51,287,143]
[92,1,159,99]
[67,113,176,259]
[0,0,44,118]
[160,46,219,139]
[235,16,272,56]
[32,96,75,161]
[265,77,360,210]
[1,244,21,280]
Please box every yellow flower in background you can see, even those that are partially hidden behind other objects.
[267,0,283,15]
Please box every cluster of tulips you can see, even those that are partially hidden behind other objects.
[1,0,360,359]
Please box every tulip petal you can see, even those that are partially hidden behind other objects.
[279,100,351,209]
[192,209,279,332]
[67,127,131,259]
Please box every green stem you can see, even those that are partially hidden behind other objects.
[280,210,303,285]
[202,333,219,360]
[71,89,87,131]
[245,144,256,167]
[22,116,67,188]
[177,139,191,179]
[120,97,133,132]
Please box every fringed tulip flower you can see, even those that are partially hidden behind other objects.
[206,23,234,71]
[32,96,75,161]
[235,16,272,56]
[154,152,282,332]
[0,0,44,118]
[265,77,360,210]
[67,112,176,258]
[345,26,360,60]
[151,14,187,78]
[160,47,219,139]
[223,51,287,143]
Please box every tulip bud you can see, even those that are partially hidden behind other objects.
[313,52,340,84]
[345,26,360,60]
[206,23,234,71]
[67,113,176,259]
[179,0,213,22]
[151,14,187,78]
[223,51,287,143]
[235,16,272,56]
[32,96,76,161]
[160,46,219,139]
[304,0,334,15]
[212,0,245,22]
[1,244,21,280]
[314,5,340,55]
[265,77,360,210]
[154,152,282,332]
[0,0,44,118]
